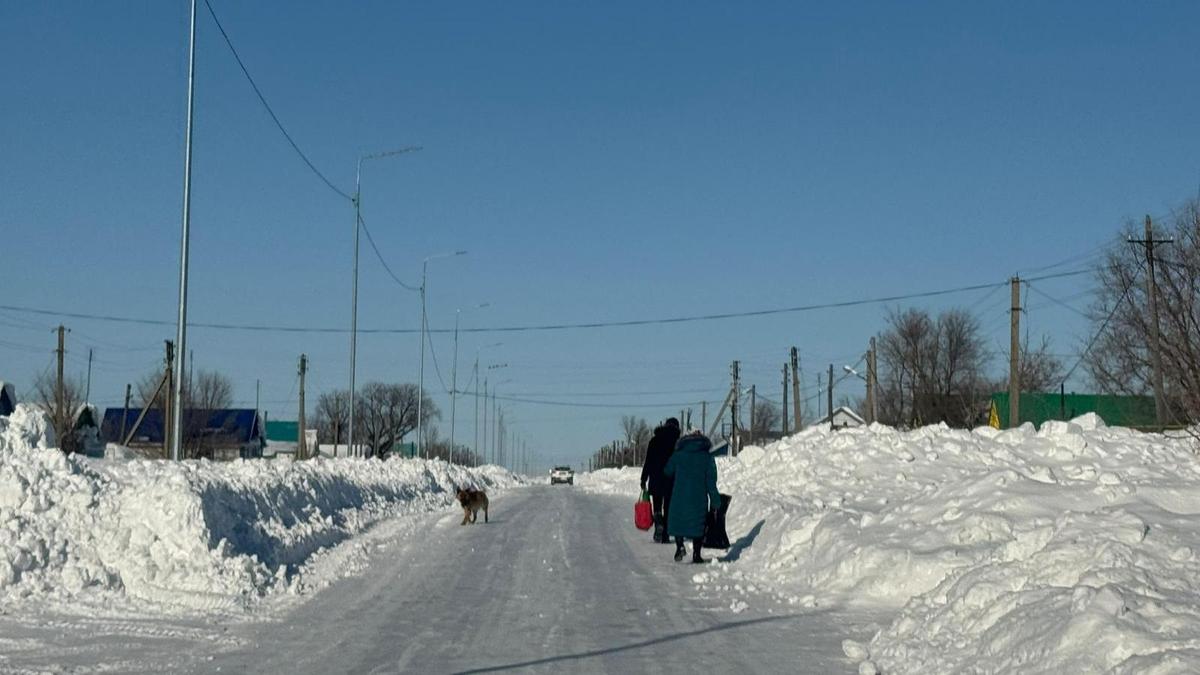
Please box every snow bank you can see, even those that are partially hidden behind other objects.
[579,419,1200,673]
[0,404,521,612]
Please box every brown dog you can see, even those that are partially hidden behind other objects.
[456,488,489,525]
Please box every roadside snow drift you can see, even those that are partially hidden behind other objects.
[579,418,1200,674]
[0,404,520,611]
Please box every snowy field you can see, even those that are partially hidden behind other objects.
[579,418,1200,674]
[0,404,523,616]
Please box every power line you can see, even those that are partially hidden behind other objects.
[1062,260,1143,384]
[358,215,421,292]
[456,389,711,409]
[0,269,1093,336]
[203,0,352,202]
[1025,282,1091,320]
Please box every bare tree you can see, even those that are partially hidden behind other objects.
[621,415,652,464]
[313,389,350,445]
[750,400,781,438]
[878,307,991,427]
[355,382,439,458]
[32,370,86,454]
[1087,201,1200,426]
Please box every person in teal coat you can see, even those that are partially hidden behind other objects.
[663,430,721,563]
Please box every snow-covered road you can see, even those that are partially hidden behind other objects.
[208,485,861,673]
[0,485,867,673]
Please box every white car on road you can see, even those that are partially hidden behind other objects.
[549,466,574,485]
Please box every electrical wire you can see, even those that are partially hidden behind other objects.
[1062,261,1143,384]
[0,269,1093,336]
[1025,282,1091,320]
[203,0,352,202]
[358,215,421,292]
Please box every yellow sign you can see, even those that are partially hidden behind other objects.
[988,402,1000,429]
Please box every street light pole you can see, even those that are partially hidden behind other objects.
[170,0,197,462]
[349,146,420,459]
[417,251,466,459]
[450,304,488,462]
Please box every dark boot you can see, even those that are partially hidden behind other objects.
[674,537,686,562]
[692,538,705,564]
[653,515,664,543]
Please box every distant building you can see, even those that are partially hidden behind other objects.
[988,392,1158,430]
[812,406,866,429]
[0,382,15,416]
[101,408,264,459]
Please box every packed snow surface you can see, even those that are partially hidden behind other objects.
[579,417,1200,673]
[0,404,521,612]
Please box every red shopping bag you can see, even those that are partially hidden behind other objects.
[634,490,653,530]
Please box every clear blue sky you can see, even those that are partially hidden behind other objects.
[2,1,1198,469]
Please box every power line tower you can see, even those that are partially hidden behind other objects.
[1129,215,1174,426]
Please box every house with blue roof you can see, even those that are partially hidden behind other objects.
[101,408,264,460]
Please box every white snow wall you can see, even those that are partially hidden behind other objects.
[0,404,521,610]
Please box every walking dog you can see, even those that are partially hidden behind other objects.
[456,488,489,525]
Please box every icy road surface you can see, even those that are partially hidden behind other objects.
[0,486,870,673]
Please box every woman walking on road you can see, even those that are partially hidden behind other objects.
[640,418,681,543]
[663,430,720,563]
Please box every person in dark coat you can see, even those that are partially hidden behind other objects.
[640,418,681,543]
[663,430,721,563]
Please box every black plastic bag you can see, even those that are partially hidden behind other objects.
[702,493,732,549]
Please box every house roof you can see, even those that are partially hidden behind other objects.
[101,408,262,445]
[813,406,866,426]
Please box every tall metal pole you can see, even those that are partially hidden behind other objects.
[349,147,420,459]
[349,159,363,458]
[450,310,460,457]
[417,261,428,458]
[474,359,480,461]
[482,378,489,463]
[170,0,198,462]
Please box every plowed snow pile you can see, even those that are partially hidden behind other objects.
[579,418,1200,674]
[0,404,520,612]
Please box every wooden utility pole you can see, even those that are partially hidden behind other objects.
[701,401,707,432]
[55,325,67,427]
[816,373,823,420]
[730,360,740,454]
[867,337,878,424]
[1130,215,1174,427]
[748,385,756,446]
[791,347,802,432]
[164,340,175,458]
[827,364,834,430]
[297,354,308,460]
[120,384,132,442]
[1009,276,1021,428]
[85,348,93,404]
[781,364,789,435]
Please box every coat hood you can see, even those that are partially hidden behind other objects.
[675,433,712,454]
